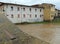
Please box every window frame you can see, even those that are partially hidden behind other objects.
[11,6,13,11]
[23,14,25,18]
[40,9,41,12]
[35,8,37,12]
[35,14,37,18]
[29,8,31,12]
[11,14,13,18]
[23,8,25,11]
[18,14,20,18]
[17,7,20,11]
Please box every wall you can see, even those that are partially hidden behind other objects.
[50,6,55,20]
[3,4,44,23]
[42,4,55,21]
[43,5,51,21]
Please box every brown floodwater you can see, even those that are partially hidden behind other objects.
[16,23,60,44]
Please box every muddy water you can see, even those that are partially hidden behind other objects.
[16,24,60,44]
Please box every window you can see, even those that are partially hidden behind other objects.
[35,9,37,12]
[23,14,25,18]
[23,8,25,11]
[42,15,43,16]
[18,7,19,11]
[11,14,13,18]
[18,14,20,18]
[55,14,56,16]
[30,8,31,12]
[11,6,13,11]
[40,15,43,17]
[6,14,8,16]
[30,14,31,18]
[40,9,41,12]
[51,15,54,17]
[40,15,41,17]
[3,9,5,12]
[6,5,8,8]
[35,14,37,17]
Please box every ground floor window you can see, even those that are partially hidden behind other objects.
[23,14,25,18]
[11,14,13,18]
[35,14,37,17]
[30,14,31,18]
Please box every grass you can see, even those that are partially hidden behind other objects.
[15,18,60,25]
[51,18,60,24]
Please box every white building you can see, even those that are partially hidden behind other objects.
[0,2,44,23]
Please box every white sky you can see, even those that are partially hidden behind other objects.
[0,0,60,9]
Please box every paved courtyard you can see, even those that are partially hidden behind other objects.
[0,14,45,44]
[16,23,60,44]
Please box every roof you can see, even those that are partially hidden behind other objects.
[0,2,44,8]
[32,4,43,7]
[55,9,58,10]
[32,3,55,8]
[42,3,55,6]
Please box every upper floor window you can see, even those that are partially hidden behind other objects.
[30,8,31,12]
[23,8,25,11]
[35,9,37,12]
[11,6,13,11]
[40,15,43,17]
[40,9,41,12]
[18,7,20,11]
[51,15,54,17]
[35,14,37,17]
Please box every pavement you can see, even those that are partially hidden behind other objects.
[0,13,49,44]
[16,23,60,44]
[1,12,60,44]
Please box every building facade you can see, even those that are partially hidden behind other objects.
[58,10,60,17]
[0,2,44,23]
[55,9,60,18]
[32,3,55,21]
[42,3,55,21]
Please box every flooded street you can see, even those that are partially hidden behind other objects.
[16,24,60,44]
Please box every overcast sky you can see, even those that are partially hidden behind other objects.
[0,0,60,9]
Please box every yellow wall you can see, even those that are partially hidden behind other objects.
[42,4,55,21]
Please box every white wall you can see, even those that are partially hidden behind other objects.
[4,4,44,23]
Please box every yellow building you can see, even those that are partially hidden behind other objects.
[32,3,55,21]
[42,3,55,21]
